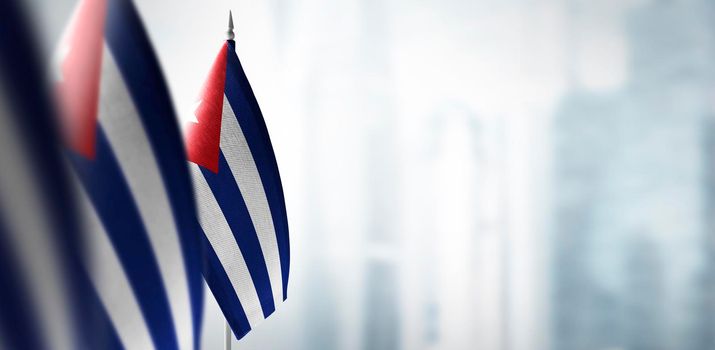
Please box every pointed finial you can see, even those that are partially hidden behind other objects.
[227,11,235,40]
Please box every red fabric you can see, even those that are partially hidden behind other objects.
[55,0,107,159]
[185,42,228,173]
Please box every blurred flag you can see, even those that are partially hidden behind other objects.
[185,12,290,340]
[0,2,92,349]
[55,0,204,349]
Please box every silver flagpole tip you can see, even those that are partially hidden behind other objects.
[227,11,235,40]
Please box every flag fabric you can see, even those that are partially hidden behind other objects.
[0,2,92,349]
[55,0,204,349]
[185,33,290,340]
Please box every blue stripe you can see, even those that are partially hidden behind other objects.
[104,0,204,346]
[69,128,179,350]
[75,269,124,350]
[201,234,252,339]
[225,41,290,300]
[200,151,276,317]
[0,215,47,350]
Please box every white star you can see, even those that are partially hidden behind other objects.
[52,43,70,83]
[188,99,202,124]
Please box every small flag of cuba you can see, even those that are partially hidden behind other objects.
[55,0,204,348]
[184,12,290,342]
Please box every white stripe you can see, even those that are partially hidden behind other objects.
[190,164,264,327]
[97,45,193,349]
[0,84,74,350]
[74,177,154,350]
[219,95,283,306]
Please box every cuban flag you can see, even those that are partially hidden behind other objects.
[184,13,290,340]
[0,1,95,349]
[55,0,204,349]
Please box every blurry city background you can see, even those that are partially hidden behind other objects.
[25,0,715,349]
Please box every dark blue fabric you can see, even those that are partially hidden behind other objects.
[0,215,46,350]
[69,128,178,350]
[75,268,124,350]
[225,41,290,300]
[104,0,204,347]
[201,151,276,317]
[0,1,100,348]
[201,234,253,339]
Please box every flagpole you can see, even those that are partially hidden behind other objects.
[225,321,232,350]
[224,11,235,350]
[227,11,235,41]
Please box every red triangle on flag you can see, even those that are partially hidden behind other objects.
[55,0,107,159]
[185,42,228,173]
